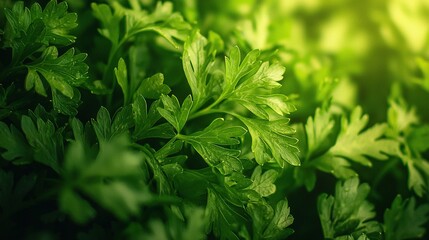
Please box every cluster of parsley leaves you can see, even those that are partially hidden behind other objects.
[0,1,428,240]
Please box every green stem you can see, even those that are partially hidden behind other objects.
[104,41,124,109]
[104,28,155,108]
[189,107,219,120]
[103,27,156,85]
[189,93,230,120]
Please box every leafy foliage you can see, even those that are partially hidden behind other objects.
[383,195,429,240]
[318,178,382,239]
[26,47,88,98]
[2,0,88,115]
[1,0,429,239]
[184,32,300,168]
[330,107,397,167]
[0,122,32,164]
[61,133,147,223]
[296,105,399,191]
[158,94,193,133]
[3,0,78,60]
[20,114,63,173]
[386,97,429,196]
[241,117,300,167]
[248,199,295,239]
[179,118,247,175]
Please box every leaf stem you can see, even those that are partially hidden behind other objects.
[104,28,157,108]
[189,107,217,120]
[189,93,229,120]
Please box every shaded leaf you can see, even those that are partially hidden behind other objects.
[181,118,247,175]
[157,94,193,133]
[383,195,429,240]
[240,117,300,167]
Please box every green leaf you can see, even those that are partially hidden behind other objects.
[305,106,336,158]
[5,17,46,65]
[312,154,358,179]
[92,106,134,144]
[111,105,134,137]
[92,107,112,143]
[330,107,398,167]
[246,166,278,197]
[179,206,208,240]
[224,172,254,194]
[304,106,399,182]
[83,140,143,177]
[138,145,174,195]
[40,0,78,45]
[115,59,171,105]
[4,3,45,62]
[386,97,429,196]
[3,0,78,63]
[26,46,88,99]
[247,200,275,238]
[82,181,147,221]
[293,167,317,191]
[247,199,294,240]
[122,1,191,48]
[184,39,299,170]
[223,47,261,98]
[240,117,300,167]
[408,125,429,153]
[402,156,429,196]
[115,58,129,104]
[205,187,247,240]
[25,58,47,97]
[182,31,217,111]
[93,1,190,50]
[154,139,185,164]
[181,118,247,175]
[412,57,429,91]
[136,73,171,99]
[387,99,419,135]
[139,220,170,240]
[132,95,175,140]
[225,49,292,119]
[318,193,336,238]
[241,94,297,120]
[21,115,62,173]
[383,195,429,240]
[52,88,81,115]
[61,136,149,222]
[317,178,382,239]
[133,95,155,138]
[0,85,14,120]
[137,206,207,240]
[0,122,32,164]
[263,200,295,239]
[59,188,96,224]
[157,94,193,133]
[91,3,121,46]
